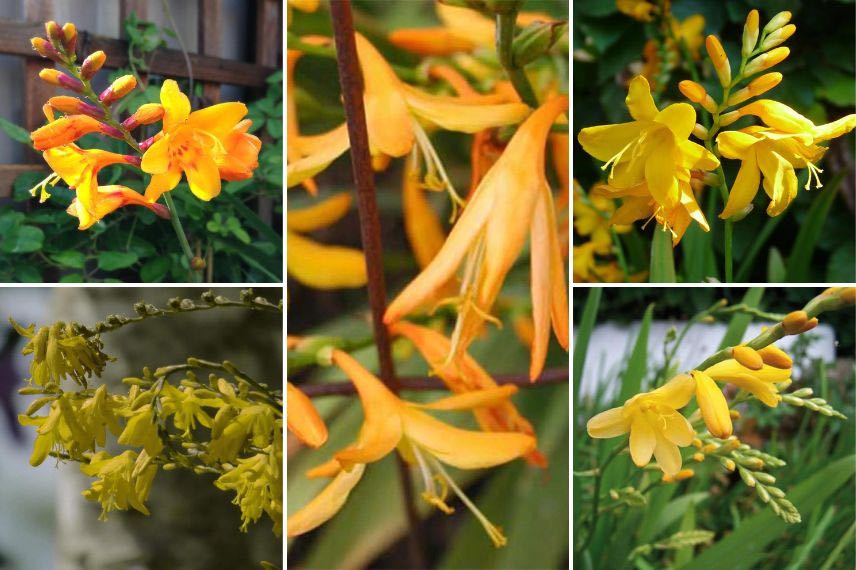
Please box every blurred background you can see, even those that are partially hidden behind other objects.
[573,0,855,283]
[573,287,855,568]
[0,286,283,569]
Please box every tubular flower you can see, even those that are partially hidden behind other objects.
[388,2,554,56]
[287,33,531,187]
[701,357,792,407]
[389,320,545,467]
[287,350,535,546]
[691,370,732,438]
[587,374,696,476]
[384,96,570,381]
[616,0,657,22]
[286,192,367,289]
[31,114,122,151]
[80,450,158,520]
[578,76,719,215]
[214,445,282,534]
[67,185,169,230]
[716,105,856,218]
[141,79,254,202]
[574,181,631,252]
[217,119,262,181]
[286,382,328,448]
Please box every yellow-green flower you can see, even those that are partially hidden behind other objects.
[118,404,163,456]
[80,450,158,520]
[215,443,282,534]
[587,374,696,475]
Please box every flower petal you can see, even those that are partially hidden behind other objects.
[720,150,760,219]
[587,407,630,439]
[629,414,656,467]
[412,385,518,411]
[287,123,351,188]
[649,373,695,409]
[692,370,733,438]
[286,231,367,289]
[653,431,682,476]
[287,192,353,233]
[654,102,695,141]
[188,102,247,138]
[578,122,644,163]
[660,411,695,446]
[625,76,658,121]
[644,129,679,207]
[287,382,328,448]
[286,463,365,537]
[757,148,797,216]
[160,79,190,131]
[401,84,531,133]
[184,154,221,201]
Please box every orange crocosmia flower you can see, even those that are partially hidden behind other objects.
[31,114,121,151]
[67,185,169,230]
[287,33,530,188]
[385,96,570,381]
[287,349,533,545]
[390,320,546,467]
[218,119,261,181]
[286,382,328,448]
[389,2,554,56]
[141,79,253,202]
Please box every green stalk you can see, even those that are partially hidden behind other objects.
[163,193,199,282]
[650,223,676,282]
[496,12,540,107]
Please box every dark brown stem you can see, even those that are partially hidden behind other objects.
[300,367,570,398]
[328,2,424,567]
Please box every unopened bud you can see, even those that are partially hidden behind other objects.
[739,466,756,486]
[756,484,771,503]
[718,110,740,127]
[727,72,782,106]
[763,11,792,35]
[733,345,764,370]
[706,35,731,87]
[724,459,736,471]
[791,387,813,398]
[761,24,795,51]
[512,20,568,67]
[754,472,776,484]
[190,256,206,271]
[38,69,83,92]
[702,443,719,454]
[61,23,77,53]
[30,37,63,62]
[729,409,741,420]
[99,75,137,105]
[122,103,165,130]
[80,50,106,80]
[757,345,792,369]
[139,134,161,151]
[692,123,709,140]
[675,469,695,481]
[45,21,63,49]
[48,96,101,118]
[797,317,819,334]
[744,47,789,76]
[693,452,705,462]
[841,287,856,304]
[692,438,703,448]
[782,310,808,334]
[742,10,759,57]
[679,80,718,114]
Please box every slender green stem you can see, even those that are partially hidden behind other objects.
[496,12,539,107]
[162,193,200,281]
[577,442,627,553]
[610,228,630,282]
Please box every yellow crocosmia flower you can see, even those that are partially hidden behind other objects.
[385,96,569,381]
[218,119,261,181]
[67,185,169,230]
[118,404,163,456]
[215,445,282,534]
[675,15,706,59]
[290,349,534,547]
[80,450,158,520]
[286,192,367,289]
[691,370,732,438]
[578,76,719,210]
[141,79,251,202]
[389,321,545,467]
[587,374,696,476]
[159,384,223,437]
[388,1,554,56]
[286,382,328,448]
[574,181,630,252]
[702,358,791,407]
[616,0,657,22]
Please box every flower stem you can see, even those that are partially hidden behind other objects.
[162,193,200,282]
[496,12,540,108]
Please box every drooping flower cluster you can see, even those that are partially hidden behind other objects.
[27,21,261,229]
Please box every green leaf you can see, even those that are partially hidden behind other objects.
[786,171,846,282]
[14,265,42,282]
[140,256,171,282]
[97,251,139,271]
[766,247,786,282]
[650,224,676,282]
[682,455,856,569]
[0,116,32,145]
[59,273,84,283]
[735,214,783,282]
[218,191,283,253]
[573,288,602,400]
[1,225,44,253]
[50,250,86,269]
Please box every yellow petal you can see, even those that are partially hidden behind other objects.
[287,192,352,233]
[704,359,791,384]
[812,114,856,143]
[660,410,695,446]
[401,407,535,469]
[436,3,495,47]
[412,385,518,411]
[188,102,247,138]
[649,373,695,409]
[653,431,682,476]
[680,183,709,232]
[587,407,630,438]
[757,148,797,216]
[529,187,552,381]
[286,463,365,537]
[678,140,719,171]
[140,136,171,174]
[401,84,531,133]
[388,28,477,56]
[144,169,182,203]
[612,195,653,225]
[287,123,351,188]
[184,154,221,200]
[402,156,446,268]
[725,373,781,407]
[716,130,760,158]
[692,370,733,438]
[625,76,658,121]
[160,79,190,131]
[578,122,645,163]
[629,414,656,467]
[739,100,814,133]
[720,151,760,219]
[654,102,695,141]
[286,231,367,289]
[287,382,328,448]
[644,129,679,207]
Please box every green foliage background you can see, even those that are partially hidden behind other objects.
[573,0,856,283]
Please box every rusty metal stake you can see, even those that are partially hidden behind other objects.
[328,1,425,567]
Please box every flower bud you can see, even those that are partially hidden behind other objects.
[760,24,795,51]
[675,469,695,481]
[80,51,106,80]
[727,72,782,106]
[706,35,731,87]
[743,47,789,76]
[679,80,718,114]
[763,11,792,35]
[724,459,736,471]
[757,345,792,369]
[139,133,161,151]
[693,452,705,462]
[692,123,709,140]
[511,20,568,67]
[702,443,719,454]
[31,37,63,62]
[841,287,856,304]
[797,317,819,334]
[61,22,77,54]
[48,96,102,118]
[99,75,137,105]
[122,103,165,130]
[782,310,808,334]
[692,438,703,448]
[739,466,756,486]
[742,9,759,57]
[718,110,740,127]
[733,345,763,370]
[44,21,63,49]
[756,484,771,503]
[38,68,83,92]
[729,409,741,420]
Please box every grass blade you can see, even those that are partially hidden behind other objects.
[650,224,676,282]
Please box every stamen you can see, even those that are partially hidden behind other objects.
[411,444,455,514]
[412,119,465,221]
[601,139,636,179]
[29,172,61,202]
[804,162,824,190]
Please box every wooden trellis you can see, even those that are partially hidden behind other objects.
[0,0,281,197]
